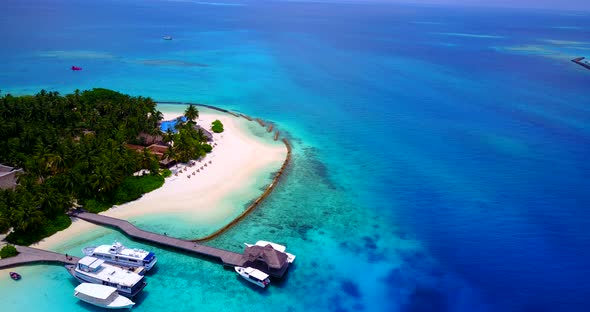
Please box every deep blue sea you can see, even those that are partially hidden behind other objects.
[1,0,590,311]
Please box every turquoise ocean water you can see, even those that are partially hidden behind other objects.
[1,1,590,311]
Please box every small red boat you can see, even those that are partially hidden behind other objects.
[9,272,21,280]
[71,66,82,71]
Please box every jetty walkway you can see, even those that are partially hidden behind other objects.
[67,211,289,277]
[69,211,244,267]
[0,245,79,269]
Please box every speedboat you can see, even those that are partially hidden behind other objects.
[74,256,147,298]
[162,36,173,40]
[9,272,21,280]
[74,283,135,309]
[235,266,270,288]
[83,241,157,272]
[244,240,296,263]
[71,66,82,71]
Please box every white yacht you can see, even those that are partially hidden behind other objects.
[235,266,270,288]
[74,256,147,298]
[74,283,135,309]
[83,241,157,272]
[244,240,296,263]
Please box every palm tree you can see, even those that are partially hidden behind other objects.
[38,183,72,216]
[9,192,44,233]
[89,161,120,197]
[184,104,199,124]
[162,129,175,146]
[163,145,177,163]
[139,148,157,171]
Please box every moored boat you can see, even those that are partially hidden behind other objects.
[83,241,157,272]
[74,256,147,298]
[235,266,270,288]
[9,272,21,280]
[244,240,296,263]
[74,283,135,309]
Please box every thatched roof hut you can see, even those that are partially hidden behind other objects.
[137,132,164,146]
[241,244,289,271]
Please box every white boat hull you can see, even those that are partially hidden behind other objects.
[235,266,270,288]
[74,284,135,309]
[76,293,135,309]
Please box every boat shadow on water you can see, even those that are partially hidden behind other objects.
[144,265,160,276]
[269,263,294,290]
[131,289,150,307]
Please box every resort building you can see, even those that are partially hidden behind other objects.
[125,144,176,168]
[0,164,22,190]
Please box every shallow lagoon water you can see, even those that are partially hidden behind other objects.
[1,1,590,311]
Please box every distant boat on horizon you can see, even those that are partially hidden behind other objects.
[163,36,173,40]
[571,56,590,70]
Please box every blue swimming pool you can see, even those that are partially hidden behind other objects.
[160,116,187,133]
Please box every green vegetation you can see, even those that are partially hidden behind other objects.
[6,214,72,246]
[0,88,167,244]
[84,174,165,213]
[0,245,19,258]
[161,169,172,178]
[160,105,213,163]
[211,120,224,133]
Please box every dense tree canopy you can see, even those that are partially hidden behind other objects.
[0,88,165,243]
[168,113,212,163]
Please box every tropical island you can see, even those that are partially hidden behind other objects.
[0,88,287,247]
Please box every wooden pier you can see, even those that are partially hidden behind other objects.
[0,245,79,269]
[69,211,244,266]
[67,211,289,277]
[70,210,289,277]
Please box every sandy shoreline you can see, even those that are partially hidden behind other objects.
[32,106,286,250]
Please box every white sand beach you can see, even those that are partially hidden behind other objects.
[32,106,287,250]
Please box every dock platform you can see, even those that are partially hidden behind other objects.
[68,211,289,277]
[0,245,79,269]
[69,211,244,266]
[1,213,290,278]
